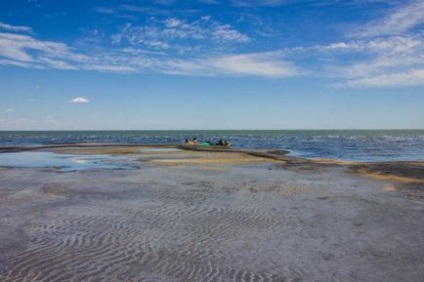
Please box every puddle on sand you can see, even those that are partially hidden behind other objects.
[0,152,137,171]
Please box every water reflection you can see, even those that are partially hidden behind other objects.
[0,152,137,171]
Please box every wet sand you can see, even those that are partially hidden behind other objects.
[0,145,423,281]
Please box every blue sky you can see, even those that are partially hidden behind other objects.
[1,0,424,130]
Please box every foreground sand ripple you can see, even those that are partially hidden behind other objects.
[2,175,299,281]
[1,153,424,281]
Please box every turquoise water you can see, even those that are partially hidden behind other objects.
[1,130,424,161]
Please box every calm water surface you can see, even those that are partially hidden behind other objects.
[0,152,137,171]
[1,130,423,162]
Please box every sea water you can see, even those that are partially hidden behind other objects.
[0,151,138,171]
[0,130,423,162]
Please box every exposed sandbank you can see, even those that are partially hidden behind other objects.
[33,143,424,183]
[0,144,423,281]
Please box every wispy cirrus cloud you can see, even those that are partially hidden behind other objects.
[111,16,249,52]
[341,69,424,88]
[206,53,301,77]
[350,0,424,38]
[301,34,424,87]
[0,32,87,67]
[3,27,424,86]
[0,21,32,33]
[96,3,201,18]
[0,32,136,73]
[157,52,302,77]
[2,10,424,88]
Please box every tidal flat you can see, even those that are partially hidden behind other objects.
[0,145,423,282]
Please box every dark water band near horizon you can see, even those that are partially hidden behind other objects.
[1,130,424,162]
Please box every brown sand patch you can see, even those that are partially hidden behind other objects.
[40,183,70,198]
[148,153,275,165]
[350,163,424,184]
[313,158,358,166]
[383,185,397,192]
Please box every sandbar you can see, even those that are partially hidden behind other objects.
[0,144,423,281]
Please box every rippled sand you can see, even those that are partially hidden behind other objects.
[0,146,423,281]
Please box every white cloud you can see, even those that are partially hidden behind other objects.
[6,108,14,112]
[0,22,32,33]
[341,69,424,88]
[292,34,424,54]
[71,97,89,104]
[158,52,302,77]
[211,24,250,42]
[81,64,137,73]
[0,32,135,73]
[0,32,84,66]
[204,53,301,77]
[0,33,35,62]
[2,15,423,87]
[38,57,77,70]
[111,16,249,52]
[285,33,424,87]
[0,58,35,68]
[165,18,183,28]
[351,0,424,38]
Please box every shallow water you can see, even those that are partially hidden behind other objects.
[1,130,424,161]
[0,152,136,171]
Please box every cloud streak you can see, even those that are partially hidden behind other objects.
[2,8,424,89]
[206,54,299,77]
[319,34,424,87]
[157,52,301,77]
[0,32,88,69]
[351,0,424,38]
[111,16,249,52]
[0,22,32,33]
[3,28,424,87]
[341,69,424,88]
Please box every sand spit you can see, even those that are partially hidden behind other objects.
[0,144,423,281]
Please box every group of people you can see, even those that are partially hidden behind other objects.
[185,137,231,147]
